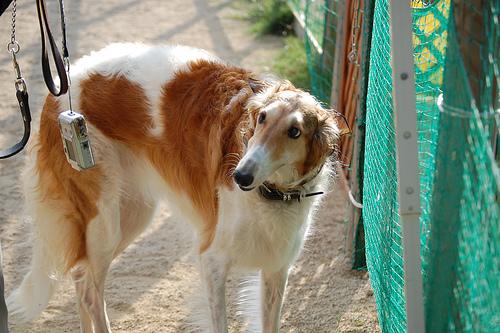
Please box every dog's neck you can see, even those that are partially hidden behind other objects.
[266,163,324,191]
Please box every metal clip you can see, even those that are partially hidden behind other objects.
[7,40,20,54]
[15,77,27,92]
[348,48,359,65]
[63,56,71,73]
[10,48,22,80]
[9,47,26,92]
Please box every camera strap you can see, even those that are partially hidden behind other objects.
[36,0,69,96]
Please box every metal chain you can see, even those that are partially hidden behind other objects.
[10,0,16,44]
[7,0,26,92]
[7,0,19,54]
[348,0,361,66]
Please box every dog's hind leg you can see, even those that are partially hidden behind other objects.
[199,250,230,333]
[261,267,289,333]
[72,265,93,333]
[75,199,121,333]
[72,193,156,333]
[114,195,157,256]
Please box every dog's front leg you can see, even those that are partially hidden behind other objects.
[261,267,289,333]
[200,251,229,333]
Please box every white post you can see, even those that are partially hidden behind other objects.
[388,1,425,333]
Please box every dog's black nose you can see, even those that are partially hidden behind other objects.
[234,170,254,187]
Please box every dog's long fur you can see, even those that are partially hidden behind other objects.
[7,43,341,333]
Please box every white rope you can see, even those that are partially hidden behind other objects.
[348,189,363,209]
[437,93,499,119]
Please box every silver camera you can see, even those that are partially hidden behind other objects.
[58,110,95,171]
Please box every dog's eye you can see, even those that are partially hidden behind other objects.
[288,127,301,139]
[258,112,266,124]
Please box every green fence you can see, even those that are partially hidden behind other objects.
[288,0,340,104]
[422,1,500,331]
[363,0,499,331]
[363,0,449,331]
[289,0,499,332]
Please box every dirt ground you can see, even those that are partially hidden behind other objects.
[0,0,380,332]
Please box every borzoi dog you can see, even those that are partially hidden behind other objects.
[8,43,346,333]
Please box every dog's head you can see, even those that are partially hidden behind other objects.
[234,81,349,191]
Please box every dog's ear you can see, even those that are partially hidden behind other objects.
[328,109,351,136]
[303,116,338,175]
[246,91,265,129]
[248,77,265,94]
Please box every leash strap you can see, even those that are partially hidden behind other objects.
[0,0,13,17]
[0,1,26,330]
[0,0,31,160]
[0,89,31,159]
[35,0,68,96]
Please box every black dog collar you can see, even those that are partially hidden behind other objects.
[258,182,323,202]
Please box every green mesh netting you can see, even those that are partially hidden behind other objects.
[287,0,339,104]
[287,0,306,18]
[305,0,339,104]
[363,1,407,330]
[289,0,499,331]
[424,2,500,331]
[362,0,500,332]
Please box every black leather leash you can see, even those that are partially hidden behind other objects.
[0,1,20,331]
[0,1,25,331]
[0,0,13,17]
[0,0,71,331]
[0,0,31,160]
[0,90,31,160]
[36,0,69,96]
[0,0,70,159]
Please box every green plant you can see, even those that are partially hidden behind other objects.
[247,0,294,35]
[272,36,310,90]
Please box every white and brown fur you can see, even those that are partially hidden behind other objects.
[7,43,343,333]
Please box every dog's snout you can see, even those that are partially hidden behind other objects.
[234,170,254,187]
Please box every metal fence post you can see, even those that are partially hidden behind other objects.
[388,1,425,333]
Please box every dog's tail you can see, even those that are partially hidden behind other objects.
[7,132,96,322]
[6,237,59,323]
[7,201,86,323]
[7,204,84,323]
[7,241,57,322]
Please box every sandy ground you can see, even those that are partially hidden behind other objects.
[0,0,380,332]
